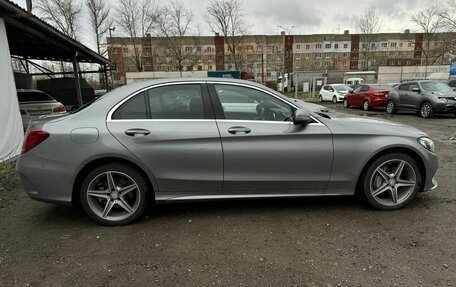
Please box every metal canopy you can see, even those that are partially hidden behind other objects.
[0,0,112,66]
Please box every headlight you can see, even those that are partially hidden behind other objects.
[418,137,435,152]
[439,98,448,103]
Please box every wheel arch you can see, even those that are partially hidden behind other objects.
[355,146,426,195]
[72,156,157,206]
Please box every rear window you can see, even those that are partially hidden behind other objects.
[371,85,393,91]
[17,91,54,102]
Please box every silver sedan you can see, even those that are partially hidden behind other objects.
[17,79,439,225]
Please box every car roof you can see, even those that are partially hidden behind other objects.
[16,89,47,93]
[106,77,293,103]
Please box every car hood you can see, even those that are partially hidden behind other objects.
[291,99,329,113]
[319,113,428,138]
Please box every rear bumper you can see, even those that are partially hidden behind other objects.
[370,98,387,107]
[16,153,75,205]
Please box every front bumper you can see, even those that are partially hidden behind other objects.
[434,102,456,114]
[421,151,439,192]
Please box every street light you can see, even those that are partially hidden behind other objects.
[278,25,295,35]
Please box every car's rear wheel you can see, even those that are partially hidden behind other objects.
[420,102,434,118]
[363,100,370,111]
[319,95,324,102]
[332,96,338,104]
[386,100,396,114]
[343,99,350,108]
[80,163,150,226]
[362,153,421,210]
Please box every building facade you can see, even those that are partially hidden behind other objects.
[107,31,456,86]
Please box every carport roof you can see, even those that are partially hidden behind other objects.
[0,0,112,66]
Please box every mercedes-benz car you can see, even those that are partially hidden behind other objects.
[17,89,66,130]
[17,79,439,226]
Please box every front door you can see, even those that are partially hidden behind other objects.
[209,83,333,193]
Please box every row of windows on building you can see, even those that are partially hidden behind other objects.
[361,42,414,49]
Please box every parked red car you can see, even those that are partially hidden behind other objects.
[344,84,393,111]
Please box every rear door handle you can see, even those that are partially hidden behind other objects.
[228,126,251,134]
[125,128,150,136]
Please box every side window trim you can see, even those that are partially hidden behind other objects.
[108,82,213,121]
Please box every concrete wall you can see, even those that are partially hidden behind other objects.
[377,65,450,83]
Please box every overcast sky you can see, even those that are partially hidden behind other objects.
[12,0,446,51]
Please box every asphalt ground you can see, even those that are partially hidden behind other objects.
[0,103,455,286]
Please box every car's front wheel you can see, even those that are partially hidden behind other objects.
[363,100,370,111]
[332,96,338,104]
[420,102,434,118]
[386,100,396,114]
[362,153,422,210]
[80,163,150,226]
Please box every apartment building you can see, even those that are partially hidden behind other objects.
[107,31,456,86]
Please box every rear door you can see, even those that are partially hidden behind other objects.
[107,82,223,193]
[209,83,333,193]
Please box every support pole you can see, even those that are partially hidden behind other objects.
[103,64,110,91]
[72,52,83,107]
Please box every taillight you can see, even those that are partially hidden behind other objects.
[53,104,66,113]
[22,131,49,154]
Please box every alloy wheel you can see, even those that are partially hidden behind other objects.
[386,101,395,113]
[333,96,337,104]
[420,102,432,118]
[86,171,141,222]
[369,159,416,207]
[363,101,369,111]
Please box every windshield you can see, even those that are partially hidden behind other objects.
[421,82,453,93]
[371,85,393,91]
[333,85,351,91]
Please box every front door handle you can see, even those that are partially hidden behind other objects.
[125,128,150,136]
[228,126,251,134]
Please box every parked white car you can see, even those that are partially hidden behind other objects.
[319,84,352,103]
[17,89,66,130]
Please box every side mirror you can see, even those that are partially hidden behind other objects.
[411,87,420,93]
[293,109,312,125]
[349,90,354,94]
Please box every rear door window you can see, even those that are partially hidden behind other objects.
[112,92,148,120]
[147,84,205,119]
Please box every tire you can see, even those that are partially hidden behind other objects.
[362,153,422,211]
[343,99,350,108]
[419,102,434,118]
[386,100,396,114]
[332,96,338,104]
[319,95,324,102]
[363,100,370,111]
[80,163,150,226]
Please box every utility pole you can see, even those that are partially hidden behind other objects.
[108,27,115,90]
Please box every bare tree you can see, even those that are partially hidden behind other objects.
[36,0,82,40]
[86,0,112,56]
[357,7,382,71]
[153,0,199,75]
[439,0,456,31]
[205,0,247,70]
[411,6,447,77]
[116,0,158,72]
